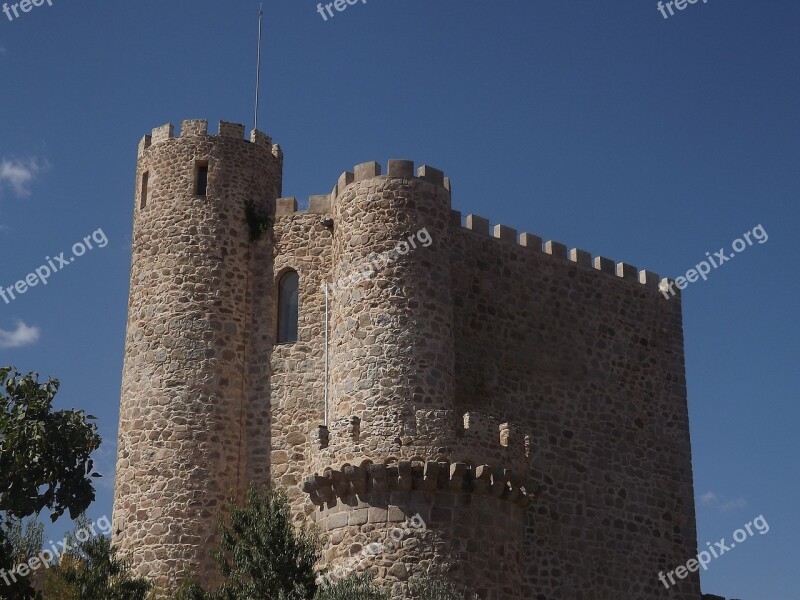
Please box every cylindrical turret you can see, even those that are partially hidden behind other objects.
[306,161,528,599]
[327,160,456,460]
[112,119,282,588]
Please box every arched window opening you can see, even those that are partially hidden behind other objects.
[277,270,299,344]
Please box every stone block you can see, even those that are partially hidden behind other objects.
[326,512,349,530]
[354,161,381,182]
[308,195,332,214]
[368,507,388,523]
[180,119,208,136]
[349,509,369,526]
[639,269,660,290]
[218,121,245,139]
[544,240,568,259]
[151,123,173,143]
[337,171,355,193]
[417,165,445,186]
[519,232,542,250]
[616,262,638,280]
[465,214,490,235]
[569,248,592,266]
[493,224,517,242]
[594,256,615,273]
[275,197,297,216]
[387,159,414,178]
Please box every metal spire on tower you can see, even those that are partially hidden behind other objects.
[254,2,264,131]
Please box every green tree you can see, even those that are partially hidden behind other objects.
[0,518,45,599]
[171,483,487,600]
[169,579,210,600]
[6,519,43,563]
[0,368,102,521]
[0,367,102,600]
[50,516,151,600]
[41,566,78,600]
[410,576,479,600]
[313,574,388,600]
[173,484,393,600]
[213,484,320,600]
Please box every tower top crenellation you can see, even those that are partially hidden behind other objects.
[137,119,281,158]
[329,160,452,201]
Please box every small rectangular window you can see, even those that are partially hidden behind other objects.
[195,163,209,196]
[278,270,299,344]
[140,172,149,209]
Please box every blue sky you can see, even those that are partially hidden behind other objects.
[1,0,798,597]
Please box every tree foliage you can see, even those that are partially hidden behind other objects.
[174,483,478,600]
[0,367,102,600]
[410,576,479,600]
[0,368,102,522]
[170,579,210,600]
[5,519,43,564]
[212,484,320,600]
[174,484,391,600]
[50,516,151,600]
[0,517,45,600]
[313,573,388,600]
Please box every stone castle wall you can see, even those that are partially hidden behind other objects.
[115,121,701,599]
[449,217,700,599]
[269,202,332,515]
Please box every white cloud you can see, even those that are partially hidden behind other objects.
[699,491,747,512]
[720,497,748,512]
[700,491,718,506]
[0,321,41,349]
[0,158,47,197]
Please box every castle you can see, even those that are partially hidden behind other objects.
[113,119,705,599]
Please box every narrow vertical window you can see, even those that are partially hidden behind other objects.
[278,270,299,344]
[140,172,149,209]
[195,162,208,196]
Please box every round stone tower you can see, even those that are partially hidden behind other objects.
[328,160,457,458]
[113,119,282,587]
[303,161,531,599]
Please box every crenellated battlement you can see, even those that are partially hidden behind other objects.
[307,411,532,481]
[274,156,672,296]
[275,195,332,216]
[453,209,676,297]
[329,159,451,201]
[301,459,534,508]
[459,412,529,459]
[137,119,282,158]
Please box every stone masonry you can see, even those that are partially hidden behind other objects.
[114,119,703,599]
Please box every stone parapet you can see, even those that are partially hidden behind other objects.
[302,460,534,509]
